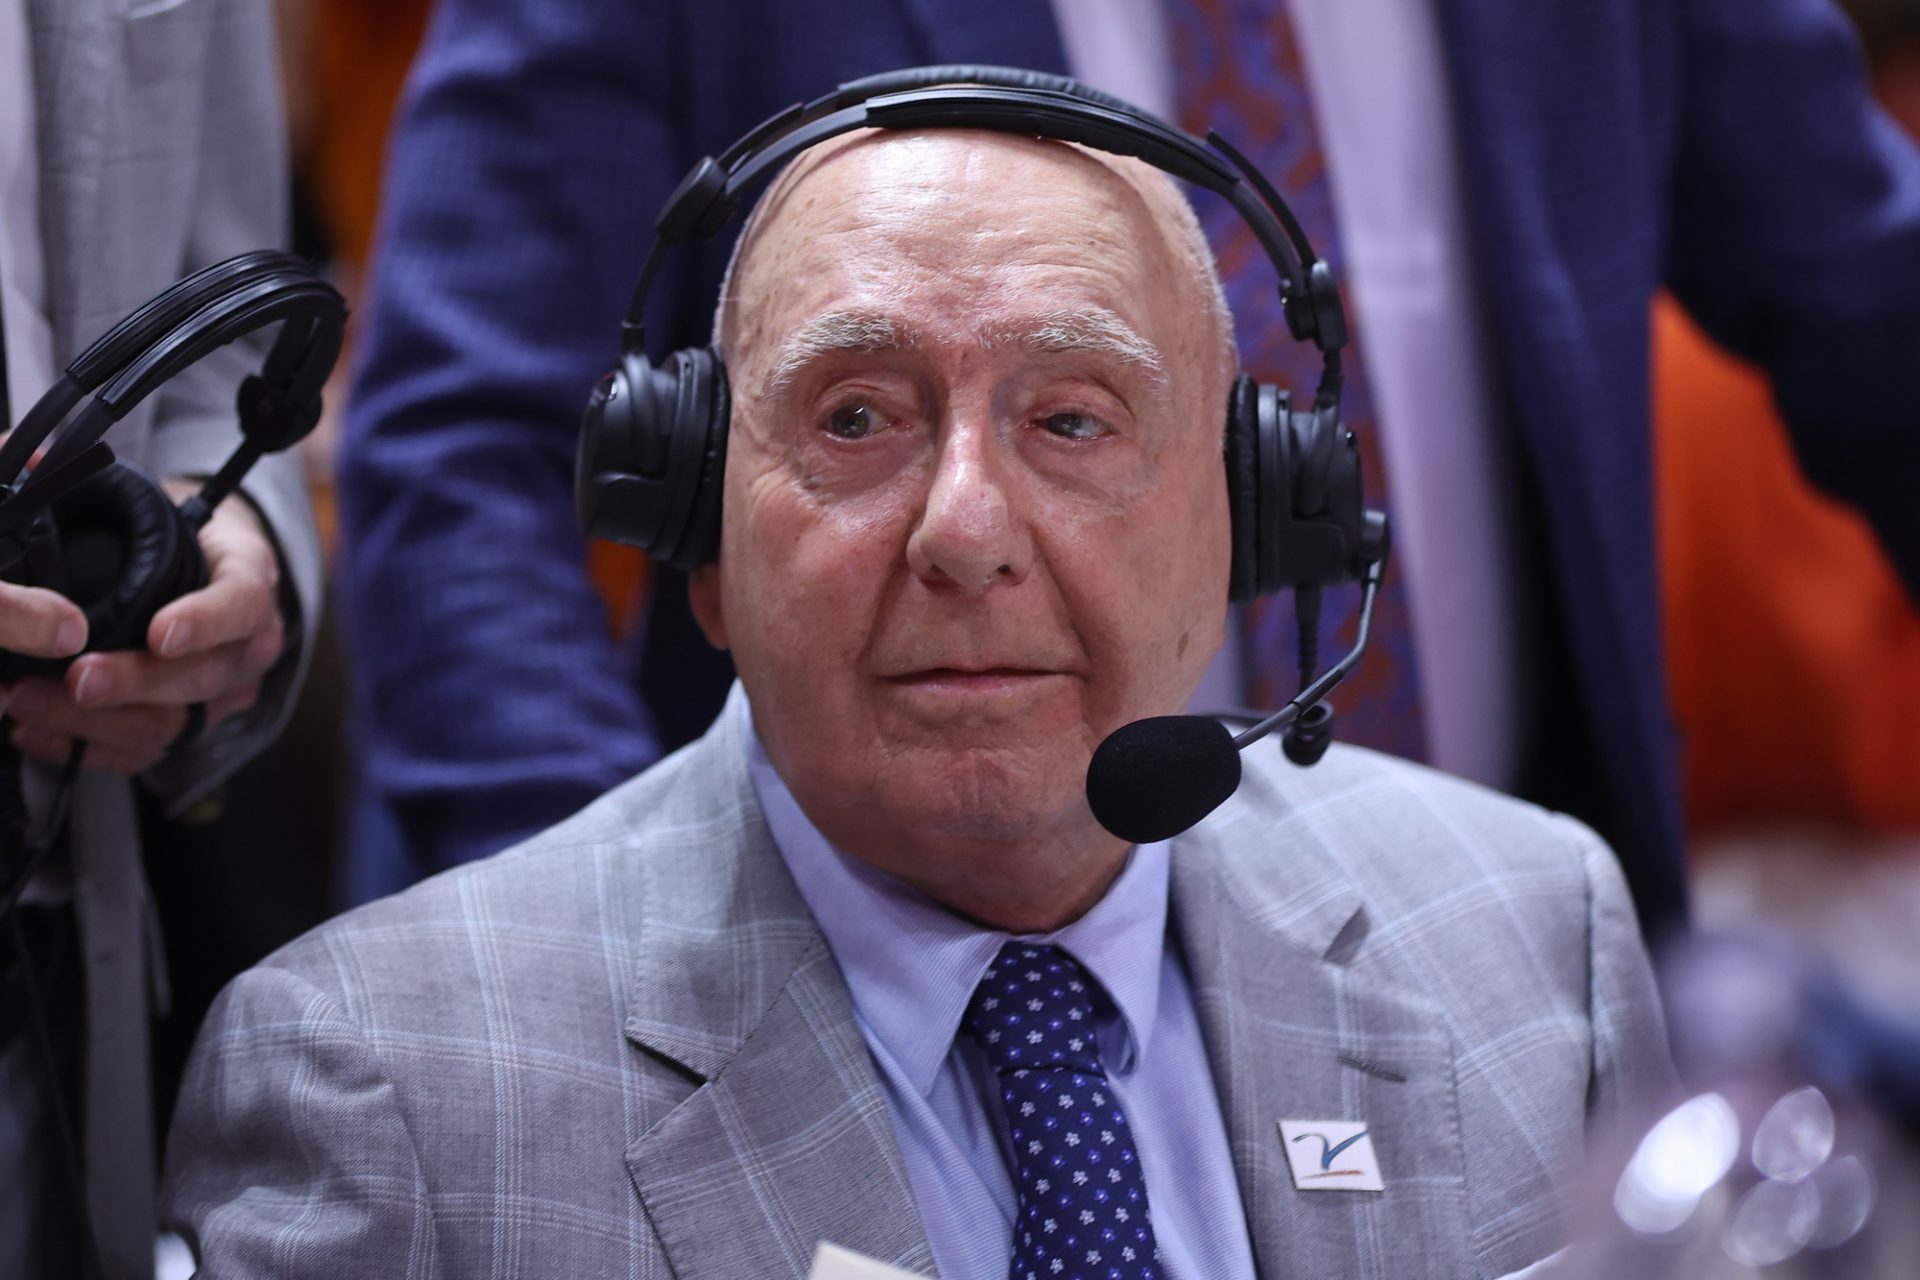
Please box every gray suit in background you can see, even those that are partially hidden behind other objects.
[166,686,1671,1279]
[3,0,319,1274]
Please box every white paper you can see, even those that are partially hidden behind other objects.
[809,1242,926,1280]
[1495,1245,1579,1279]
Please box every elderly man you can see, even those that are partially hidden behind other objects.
[165,128,1670,1279]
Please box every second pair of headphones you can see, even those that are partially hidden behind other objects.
[0,250,346,681]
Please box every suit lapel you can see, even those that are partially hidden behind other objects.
[622,694,933,1278]
[1172,792,1473,1280]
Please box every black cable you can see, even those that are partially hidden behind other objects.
[0,739,86,924]
[0,248,12,431]
[0,729,102,1278]
[0,734,27,867]
[9,911,105,1280]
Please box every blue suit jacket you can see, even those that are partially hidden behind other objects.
[339,0,1920,937]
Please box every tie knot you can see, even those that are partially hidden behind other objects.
[962,942,1105,1076]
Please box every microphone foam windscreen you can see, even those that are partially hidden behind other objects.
[1085,715,1242,845]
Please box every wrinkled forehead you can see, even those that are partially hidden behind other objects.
[719,129,1217,372]
[748,127,1189,257]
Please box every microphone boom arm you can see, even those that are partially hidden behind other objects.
[1230,552,1385,753]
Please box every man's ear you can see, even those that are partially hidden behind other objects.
[687,562,729,650]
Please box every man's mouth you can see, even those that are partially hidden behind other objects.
[887,666,1064,685]
[880,666,1079,702]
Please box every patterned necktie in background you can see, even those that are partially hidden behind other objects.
[1172,0,1428,762]
[964,942,1161,1280]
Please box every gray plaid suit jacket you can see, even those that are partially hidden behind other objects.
[163,686,1672,1278]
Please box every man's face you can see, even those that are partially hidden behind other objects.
[692,131,1231,903]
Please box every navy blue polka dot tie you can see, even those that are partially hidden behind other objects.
[963,942,1161,1280]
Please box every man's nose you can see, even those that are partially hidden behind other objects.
[906,421,1033,592]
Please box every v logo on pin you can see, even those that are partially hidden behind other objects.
[1278,1119,1385,1191]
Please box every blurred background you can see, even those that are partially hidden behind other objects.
[141,0,1920,1150]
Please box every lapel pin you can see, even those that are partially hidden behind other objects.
[1279,1119,1385,1192]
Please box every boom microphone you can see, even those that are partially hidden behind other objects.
[1085,546,1388,844]
[1086,716,1243,844]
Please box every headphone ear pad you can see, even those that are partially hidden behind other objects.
[1224,374,1260,604]
[575,347,727,567]
[675,347,729,570]
[44,463,208,654]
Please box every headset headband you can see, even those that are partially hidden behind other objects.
[0,256,345,536]
[616,66,1350,400]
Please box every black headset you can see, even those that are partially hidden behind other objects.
[575,66,1390,762]
[0,250,345,683]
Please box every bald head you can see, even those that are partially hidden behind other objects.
[712,129,1237,398]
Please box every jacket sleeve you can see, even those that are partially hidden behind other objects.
[1556,813,1677,1131]
[335,0,678,876]
[160,964,445,1278]
[139,0,323,812]
[1664,0,1920,596]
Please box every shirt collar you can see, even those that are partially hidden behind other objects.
[743,697,1170,1096]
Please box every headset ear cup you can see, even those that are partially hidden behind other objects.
[575,347,725,567]
[1291,404,1339,517]
[649,350,703,568]
[42,463,208,654]
[1224,374,1260,604]
[1254,383,1292,597]
[1275,401,1366,588]
[678,348,729,569]
[647,347,728,570]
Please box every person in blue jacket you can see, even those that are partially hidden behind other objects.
[338,0,1920,944]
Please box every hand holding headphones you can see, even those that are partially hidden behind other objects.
[0,250,344,777]
[1,483,285,776]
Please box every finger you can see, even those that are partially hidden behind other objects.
[146,569,277,659]
[147,506,279,658]
[242,616,284,673]
[4,677,66,725]
[12,725,160,777]
[68,638,268,709]
[7,679,186,754]
[79,744,164,777]
[0,582,87,658]
[10,724,75,767]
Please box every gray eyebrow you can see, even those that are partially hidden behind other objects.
[983,308,1167,387]
[761,305,1167,395]
[765,310,917,395]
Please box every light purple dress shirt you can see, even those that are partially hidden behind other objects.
[744,703,1258,1280]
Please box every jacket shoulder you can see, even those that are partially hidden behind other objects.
[1224,739,1608,889]
[256,729,761,995]
[1192,740,1635,973]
